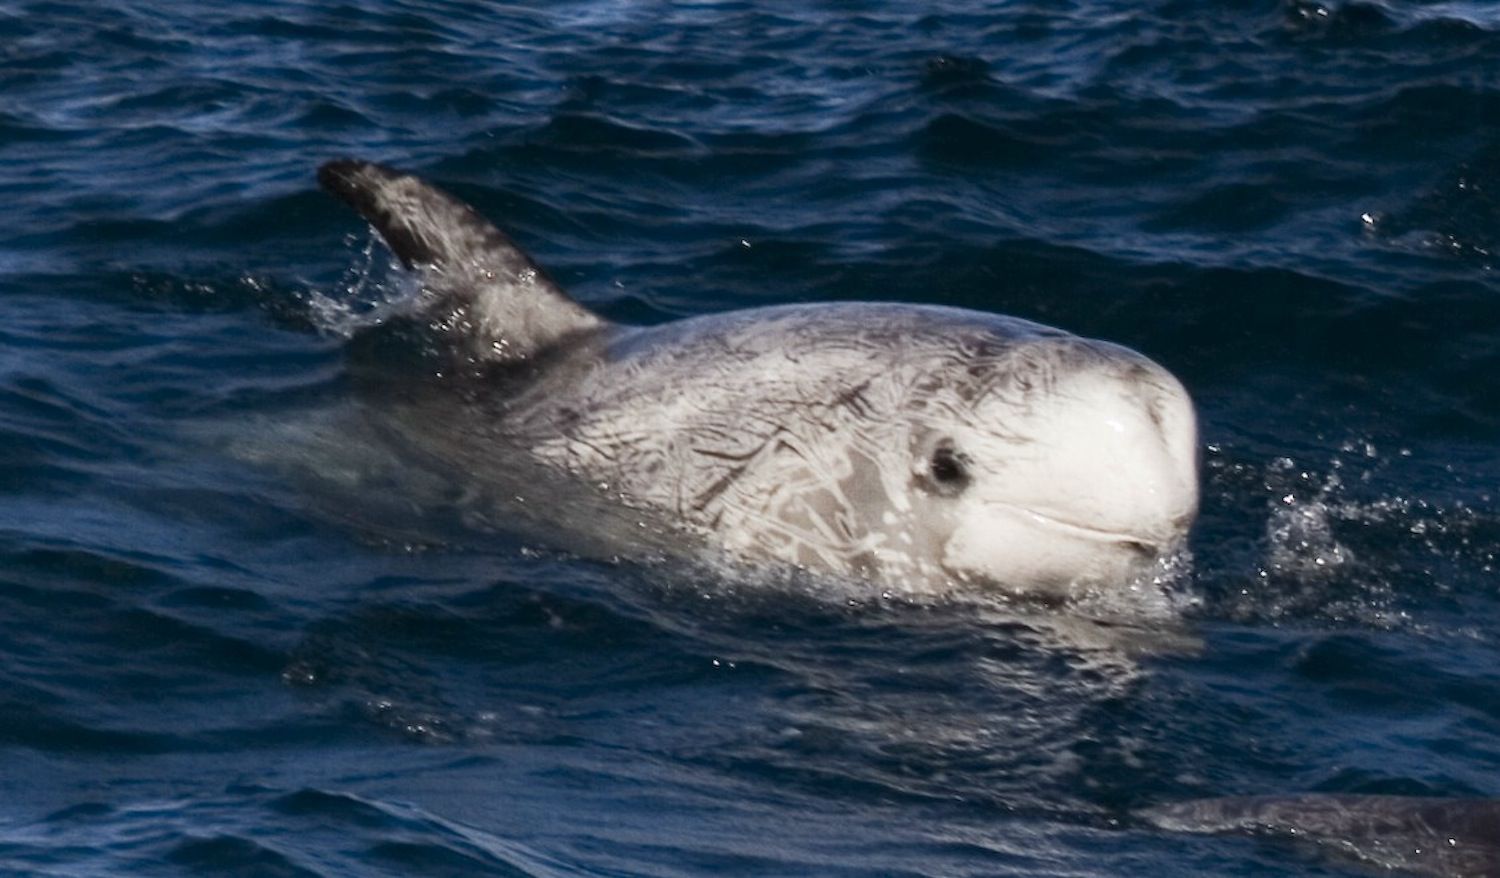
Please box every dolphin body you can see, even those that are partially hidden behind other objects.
[1142,794,1500,877]
[314,159,1199,598]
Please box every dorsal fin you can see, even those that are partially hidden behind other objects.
[318,159,606,362]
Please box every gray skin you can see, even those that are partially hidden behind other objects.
[1142,794,1500,878]
[317,159,1199,598]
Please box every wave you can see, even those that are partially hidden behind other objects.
[0,786,566,877]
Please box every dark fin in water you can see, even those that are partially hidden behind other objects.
[1141,794,1500,878]
[318,159,605,363]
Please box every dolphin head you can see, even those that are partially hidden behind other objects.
[896,335,1198,597]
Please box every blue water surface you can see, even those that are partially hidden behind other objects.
[3,1,1500,875]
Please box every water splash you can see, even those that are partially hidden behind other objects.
[1261,454,1355,579]
[293,232,423,339]
[1205,439,1499,631]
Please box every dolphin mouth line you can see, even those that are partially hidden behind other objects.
[1004,505,1163,551]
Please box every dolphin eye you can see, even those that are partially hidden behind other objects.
[926,443,971,494]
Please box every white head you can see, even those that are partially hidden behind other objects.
[880,335,1198,597]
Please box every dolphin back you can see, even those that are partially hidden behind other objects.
[318,159,605,362]
[1142,793,1500,877]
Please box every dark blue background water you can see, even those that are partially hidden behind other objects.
[4,1,1500,875]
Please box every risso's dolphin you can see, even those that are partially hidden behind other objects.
[316,159,1198,599]
[1143,793,1500,878]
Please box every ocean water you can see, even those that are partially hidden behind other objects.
[3,0,1500,875]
